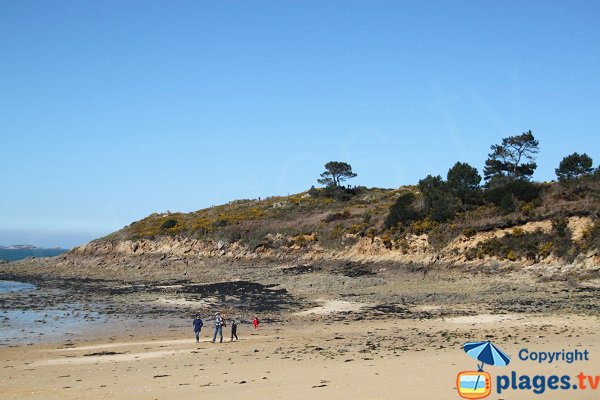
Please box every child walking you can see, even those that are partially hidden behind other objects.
[230,320,238,341]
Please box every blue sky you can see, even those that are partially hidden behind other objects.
[1,1,599,248]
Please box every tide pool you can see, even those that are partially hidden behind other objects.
[0,280,36,294]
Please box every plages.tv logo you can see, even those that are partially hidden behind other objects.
[457,341,511,399]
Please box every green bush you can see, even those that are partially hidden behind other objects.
[322,185,353,201]
[160,219,178,230]
[212,219,229,228]
[579,220,600,252]
[308,186,319,197]
[466,228,573,261]
[418,175,459,221]
[323,210,351,223]
[429,194,459,221]
[384,193,421,228]
[551,217,569,237]
[485,179,542,210]
[498,194,517,214]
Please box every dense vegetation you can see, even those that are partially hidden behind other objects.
[103,131,600,263]
[381,132,599,261]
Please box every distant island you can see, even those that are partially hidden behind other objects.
[0,245,69,262]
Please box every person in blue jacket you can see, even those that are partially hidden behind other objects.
[193,314,204,343]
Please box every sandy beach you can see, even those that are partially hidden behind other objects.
[2,259,600,399]
[2,311,599,400]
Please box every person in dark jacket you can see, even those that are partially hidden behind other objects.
[230,320,238,341]
[193,314,204,343]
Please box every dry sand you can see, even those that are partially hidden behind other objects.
[2,313,599,400]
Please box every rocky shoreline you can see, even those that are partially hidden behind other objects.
[2,251,600,332]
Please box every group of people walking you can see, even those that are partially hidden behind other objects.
[193,312,259,343]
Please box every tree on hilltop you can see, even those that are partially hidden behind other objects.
[318,161,357,187]
[447,162,481,206]
[555,152,594,182]
[484,131,539,182]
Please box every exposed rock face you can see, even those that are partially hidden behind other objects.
[68,216,598,272]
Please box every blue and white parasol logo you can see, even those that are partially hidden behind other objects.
[463,341,511,370]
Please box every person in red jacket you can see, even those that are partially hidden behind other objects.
[252,315,260,330]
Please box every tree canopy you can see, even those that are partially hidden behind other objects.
[483,130,539,182]
[318,161,357,187]
[418,175,458,221]
[555,152,594,182]
[446,162,481,206]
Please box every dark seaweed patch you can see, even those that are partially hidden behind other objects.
[333,262,375,277]
[178,281,300,312]
[281,265,321,275]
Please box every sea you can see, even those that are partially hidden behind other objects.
[0,247,68,262]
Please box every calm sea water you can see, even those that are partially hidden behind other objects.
[0,248,68,262]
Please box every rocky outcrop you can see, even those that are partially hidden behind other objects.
[68,216,598,275]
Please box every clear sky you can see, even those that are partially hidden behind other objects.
[1,1,599,248]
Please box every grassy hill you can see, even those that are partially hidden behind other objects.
[102,187,399,249]
[97,175,600,265]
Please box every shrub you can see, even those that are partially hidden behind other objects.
[429,195,459,221]
[366,227,377,239]
[485,179,542,205]
[212,219,229,228]
[323,210,351,223]
[498,193,517,214]
[551,217,569,238]
[308,186,320,197]
[538,242,554,258]
[380,233,393,249]
[461,227,477,238]
[427,223,460,250]
[520,202,536,217]
[217,225,244,243]
[318,225,347,249]
[418,175,459,221]
[348,224,367,234]
[362,212,372,224]
[398,239,410,253]
[160,219,178,230]
[322,185,353,201]
[466,228,571,262]
[384,193,421,228]
[512,227,525,236]
[579,220,600,252]
[410,219,438,235]
[289,234,316,248]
